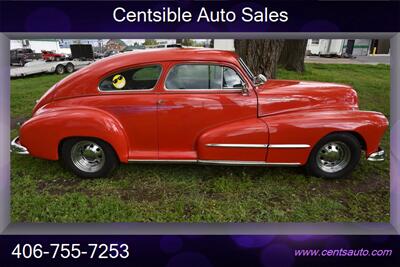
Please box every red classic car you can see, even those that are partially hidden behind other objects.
[41,50,65,62]
[11,48,388,178]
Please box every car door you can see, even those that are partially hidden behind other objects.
[157,62,264,161]
[97,64,162,160]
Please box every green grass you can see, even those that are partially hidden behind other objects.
[11,74,68,117]
[10,64,390,223]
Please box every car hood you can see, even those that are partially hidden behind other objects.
[256,79,358,117]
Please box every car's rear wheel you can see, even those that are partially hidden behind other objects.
[61,138,118,178]
[306,133,361,178]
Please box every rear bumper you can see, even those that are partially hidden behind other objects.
[367,148,385,162]
[10,136,29,155]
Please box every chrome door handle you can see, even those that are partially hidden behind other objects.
[157,99,165,105]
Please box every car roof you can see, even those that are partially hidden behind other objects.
[92,48,240,68]
[52,48,241,99]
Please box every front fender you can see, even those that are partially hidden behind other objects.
[261,109,388,164]
[19,106,129,162]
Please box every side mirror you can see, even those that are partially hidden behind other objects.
[241,83,249,96]
[254,74,267,85]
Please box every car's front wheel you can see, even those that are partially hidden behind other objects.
[61,138,118,178]
[306,133,361,179]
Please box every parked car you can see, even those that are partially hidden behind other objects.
[41,50,65,62]
[11,48,388,178]
[10,48,40,66]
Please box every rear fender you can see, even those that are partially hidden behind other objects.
[20,107,129,162]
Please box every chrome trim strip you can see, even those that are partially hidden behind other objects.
[264,162,301,166]
[268,144,310,148]
[128,159,197,163]
[206,143,310,149]
[128,159,301,166]
[10,136,29,155]
[198,160,268,166]
[206,143,268,148]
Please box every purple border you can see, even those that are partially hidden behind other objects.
[0,33,398,235]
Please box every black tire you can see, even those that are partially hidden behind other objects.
[306,133,361,179]
[61,137,118,178]
[65,63,74,73]
[55,64,65,74]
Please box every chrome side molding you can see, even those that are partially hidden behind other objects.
[128,158,301,166]
[206,143,268,148]
[128,159,197,163]
[198,160,269,166]
[268,144,310,148]
[206,143,310,149]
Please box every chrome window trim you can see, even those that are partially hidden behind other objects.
[98,64,163,93]
[164,62,246,92]
[238,57,255,83]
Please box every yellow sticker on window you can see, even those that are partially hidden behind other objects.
[112,74,126,89]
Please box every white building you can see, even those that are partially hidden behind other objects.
[306,39,384,57]
[213,39,235,51]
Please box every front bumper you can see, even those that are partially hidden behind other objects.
[367,148,385,162]
[10,136,29,155]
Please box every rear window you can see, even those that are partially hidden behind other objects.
[99,65,162,91]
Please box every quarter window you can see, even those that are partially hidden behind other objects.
[165,64,243,90]
[223,67,243,88]
[99,65,162,91]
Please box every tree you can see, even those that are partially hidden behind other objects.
[181,39,194,46]
[143,39,158,46]
[175,39,194,46]
[278,40,307,73]
[234,40,284,79]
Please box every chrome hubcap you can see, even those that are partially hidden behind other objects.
[71,141,105,173]
[316,141,351,173]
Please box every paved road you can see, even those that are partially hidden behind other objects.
[305,55,390,65]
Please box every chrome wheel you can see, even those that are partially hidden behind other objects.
[316,141,351,173]
[70,141,105,173]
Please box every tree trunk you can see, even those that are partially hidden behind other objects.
[234,40,284,79]
[278,40,307,72]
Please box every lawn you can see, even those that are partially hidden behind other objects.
[10,63,390,223]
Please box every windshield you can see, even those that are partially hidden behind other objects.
[238,57,255,82]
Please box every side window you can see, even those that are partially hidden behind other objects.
[223,67,244,89]
[99,65,162,91]
[166,64,222,90]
